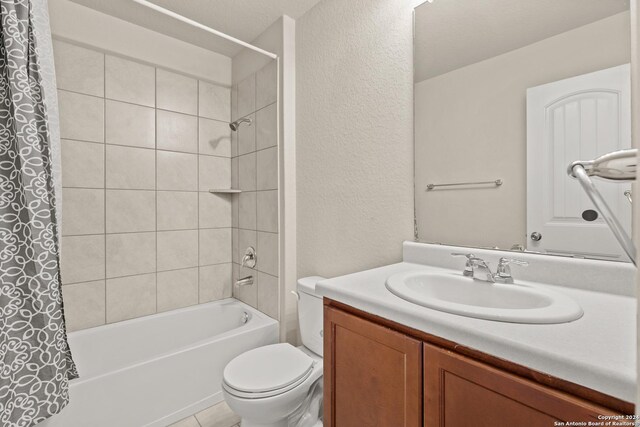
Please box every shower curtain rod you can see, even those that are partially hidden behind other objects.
[131,0,278,60]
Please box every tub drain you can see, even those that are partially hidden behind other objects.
[241,312,249,324]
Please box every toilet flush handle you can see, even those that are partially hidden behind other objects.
[291,290,300,300]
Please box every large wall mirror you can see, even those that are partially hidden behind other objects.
[414,0,633,262]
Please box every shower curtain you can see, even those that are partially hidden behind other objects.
[0,0,77,426]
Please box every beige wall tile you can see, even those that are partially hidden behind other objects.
[238,192,256,230]
[157,110,198,154]
[60,235,105,284]
[157,69,197,115]
[237,74,256,118]
[231,195,239,228]
[257,147,277,191]
[199,118,231,157]
[56,45,242,328]
[256,60,277,110]
[58,90,104,143]
[199,228,232,265]
[157,151,198,191]
[106,190,155,233]
[157,191,198,231]
[106,273,156,322]
[238,152,256,191]
[232,264,257,308]
[198,155,230,190]
[256,103,277,151]
[61,140,104,188]
[53,40,104,97]
[62,280,106,331]
[230,157,239,189]
[257,272,279,320]
[199,81,230,121]
[106,145,155,190]
[106,232,156,278]
[199,193,231,229]
[237,113,256,155]
[105,55,155,107]
[199,264,232,303]
[157,268,198,312]
[157,230,198,271]
[231,84,238,122]
[61,188,104,236]
[231,125,238,157]
[257,190,278,233]
[106,100,155,149]
[257,231,278,277]
[232,228,239,264]
[195,401,240,427]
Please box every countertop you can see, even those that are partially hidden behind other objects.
[316,262,637,402]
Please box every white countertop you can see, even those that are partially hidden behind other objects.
[316,261,637,402]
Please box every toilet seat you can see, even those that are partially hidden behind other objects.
[223,343,315,399]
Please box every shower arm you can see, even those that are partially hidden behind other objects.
[567,148,637,266]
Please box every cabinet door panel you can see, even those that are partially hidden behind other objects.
[424,343,620,427]
[324,306,422,427]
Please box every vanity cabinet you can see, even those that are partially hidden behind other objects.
[424,343,616,426]
[324,299,629,427]
[323,306,422,426]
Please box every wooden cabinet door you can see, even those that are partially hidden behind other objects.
[423,343,620,427]
[324,306,422,427]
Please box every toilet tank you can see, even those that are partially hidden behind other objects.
[297,276,325,357]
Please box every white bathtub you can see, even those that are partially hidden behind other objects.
[39,298,278,427]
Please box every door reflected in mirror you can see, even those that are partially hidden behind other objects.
[413,0,632,262]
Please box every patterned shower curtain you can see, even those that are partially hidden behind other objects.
[0,0,78,426]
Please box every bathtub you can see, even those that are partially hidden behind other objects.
[39,298,278,427]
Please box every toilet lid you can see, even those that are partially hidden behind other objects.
[223,343,314,393]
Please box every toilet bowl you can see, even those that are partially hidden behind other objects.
[222,277,326,427]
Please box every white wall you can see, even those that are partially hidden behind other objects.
[632,0,640,414]
[48,0,231,85]
[415,12,631,250]
[296,0,415,278]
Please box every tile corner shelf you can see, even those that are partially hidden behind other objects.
[209,189,242,194]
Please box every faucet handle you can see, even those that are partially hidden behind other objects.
[497,257,528,267]
[451,252,476,277]
[451,252,477,260]
[495,257,528,283]
[241,247,257,268]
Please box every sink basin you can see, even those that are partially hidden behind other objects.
[385,271,583,324]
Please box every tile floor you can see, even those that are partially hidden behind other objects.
[169,401,240,427]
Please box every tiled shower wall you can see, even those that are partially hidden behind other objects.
[54,40,234,331]
[230,60,280,320]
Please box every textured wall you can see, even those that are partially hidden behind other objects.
[296,0,415,278]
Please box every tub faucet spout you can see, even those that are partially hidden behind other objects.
[235,276,253,287]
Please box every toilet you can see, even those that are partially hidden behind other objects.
[222,277,325,427]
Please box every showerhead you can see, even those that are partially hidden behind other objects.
[229,117,252,131]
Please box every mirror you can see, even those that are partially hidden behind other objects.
[414,0,633,262]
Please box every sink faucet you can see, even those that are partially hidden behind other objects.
[451,253,528,283]
[469,257,495,282]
